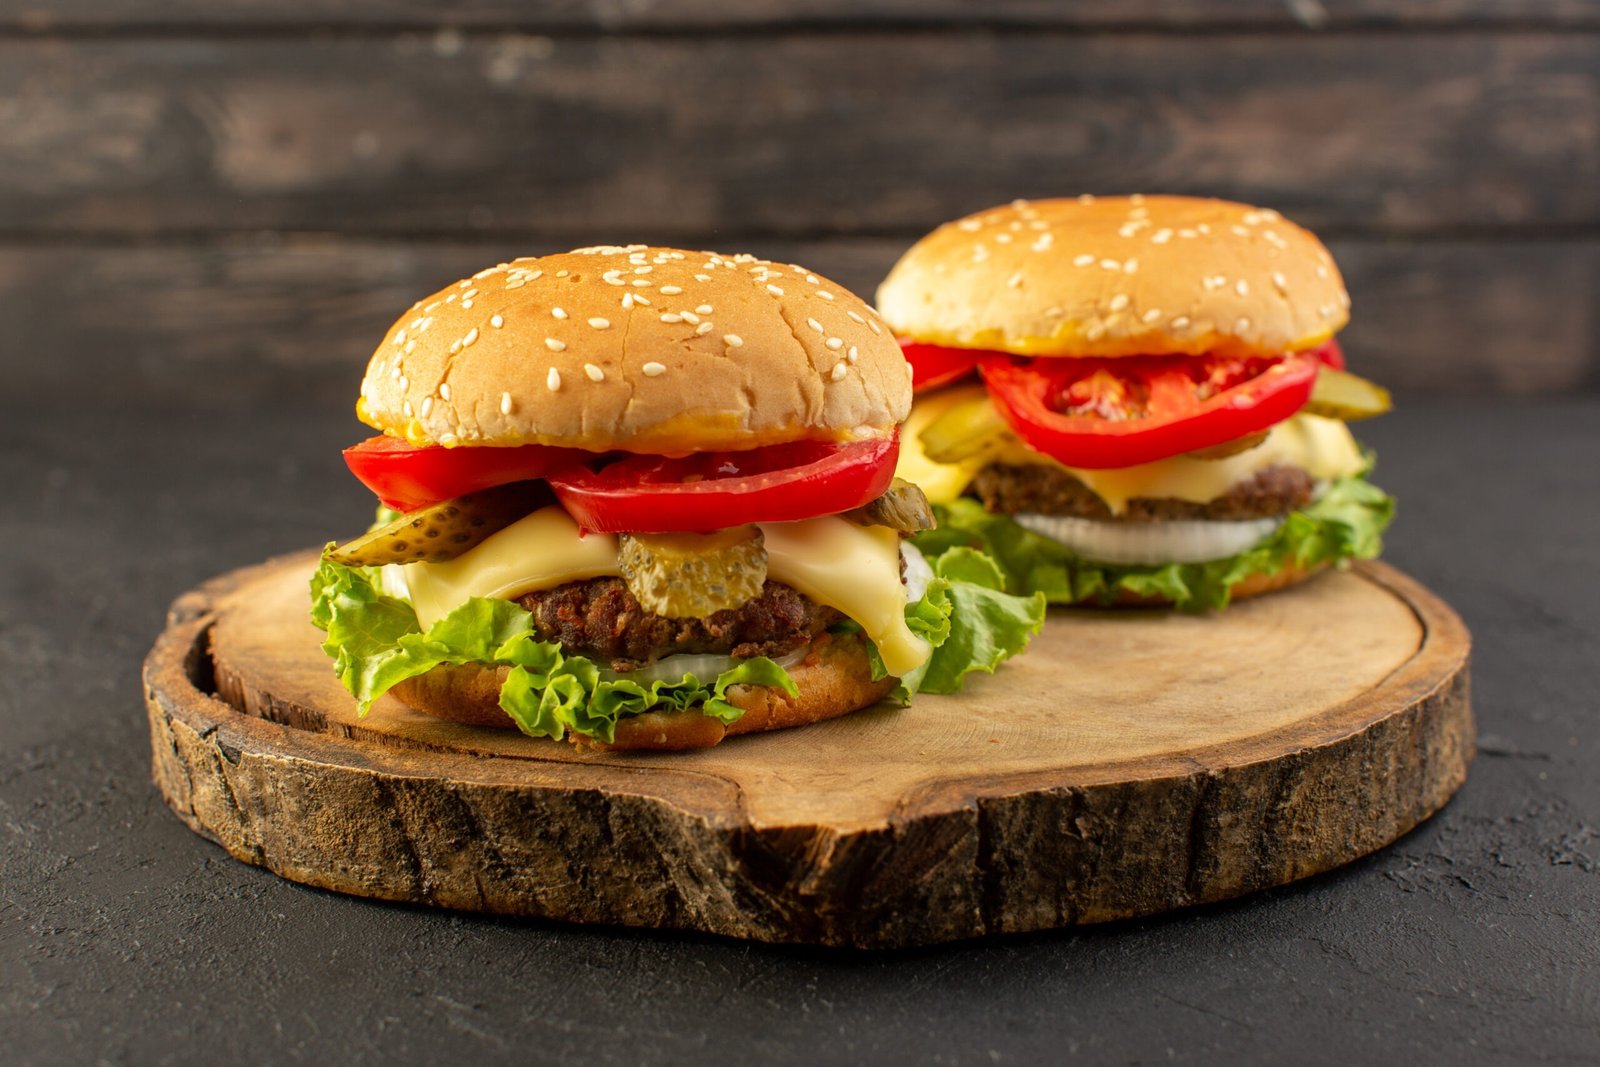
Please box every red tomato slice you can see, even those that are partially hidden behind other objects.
[548,435,899,534]
[1307,338,1346,371]
[980,352,1320,469]
[343,435,588,512]
[900,340,982,393]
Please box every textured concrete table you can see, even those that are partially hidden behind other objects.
[3,399,1594,1063]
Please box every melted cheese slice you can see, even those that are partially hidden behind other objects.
[397,507,930,678]
[898,386,1366,514]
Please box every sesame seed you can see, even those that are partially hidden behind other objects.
[633,266,652,275]
[831,362,848,382]
[463,327,479,346]
[847,345,859,363]
[1235,317,1251,332]
[438,432,459,448]
[1078,193,1096,204]
[1084,323,1106,341]
[816,291,834,300]
[766,285,785,297]
[806,317,824,333]
[995,233,1013,244]
[1235,279,1250,297]
[680,311,700,325]
[1100,259,1120,270]
[556,270,570,278]
[500,392,513,415]
[545,337,566,352]
[448,339,462,355]
[439,382,451,400]
[847,310,866,324]
[394,329,407,345]
[547,368,561,391]
[696,304,713,315]
[1074,255,1095,267]
[642,362,666,377]
[958,219,982,232]
[621,293,634,310]
[660,313,682,324]
[1171,315,1191,330]
[1151,229,1172,244]
[421,397,434,416]
[1143,308,1163,324]
[1264,230,1288,249]
[632,295,651,306]
[1272,272,1288,292]
[552,307,567,320]
[1007,272,1024,289]
[584,363,605,382]
[1124,259,1139,274]
[868,321,882,335]
[826,337,844,350]
[507,280,525,289]
[403,400,413,416]
[1179,229,1197,239]
[659,285,683,295]
[1232,225,1250,237]
[1196,224,1211,235]
[399,376,407,390]
[582,317,607,330]
[696,322,713,335]
[1032,234,1054,252]
[1316,265,1330,280]
[1130,193,1144,204]
[694,274,712,282]
[1108,293,1130,312]
[490,314,505,328]
[724,334,744,347]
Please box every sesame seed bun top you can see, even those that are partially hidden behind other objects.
[876,196,1351,359]
[358,246,910,453]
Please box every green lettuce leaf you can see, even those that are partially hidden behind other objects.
[865,545,1046,703]
[309,556,798,743]
[912,473,1395,613]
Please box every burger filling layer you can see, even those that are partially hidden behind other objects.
[393,505,932,677]
[515,578,840,672]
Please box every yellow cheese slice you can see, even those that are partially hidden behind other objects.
[397,508,930,678]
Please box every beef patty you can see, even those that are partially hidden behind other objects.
[970,462,1316,522]
[517,578,842,671]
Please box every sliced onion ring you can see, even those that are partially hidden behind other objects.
[1012,513,1283,566]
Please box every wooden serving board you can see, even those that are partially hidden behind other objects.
[145,551,1472,949]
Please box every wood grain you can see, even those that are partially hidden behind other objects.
[146,551,1473,947]
[3,34,1594,237]
[6,238,1593,409]
[7,1,1597,31]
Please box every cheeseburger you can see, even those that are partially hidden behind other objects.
[882,196,1395,610]
[310,245,1043,750]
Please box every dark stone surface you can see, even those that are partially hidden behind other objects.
[2,397,1596,1065]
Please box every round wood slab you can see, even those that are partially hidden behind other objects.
[145,551,1472,949]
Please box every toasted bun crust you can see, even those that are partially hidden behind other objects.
[1103,560,1328,608]
[359,246,910,453]
[387,633,895,751]
[876,196,1350,359]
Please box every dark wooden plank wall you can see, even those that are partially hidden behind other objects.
[2,6,1596,413]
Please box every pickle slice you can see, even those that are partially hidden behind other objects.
[843,478,936,533]
[1185,430,1269,461]
[919,392,1013,463]
[326,481,548,567]
[1303,368,1393,422]
[619,526,768,619]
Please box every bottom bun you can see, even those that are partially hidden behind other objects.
[1108,560,1329,608]
[388,632,896,751]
